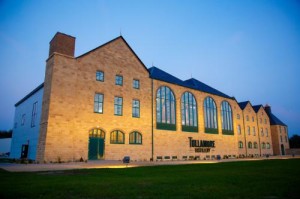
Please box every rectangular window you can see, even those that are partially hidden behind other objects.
[132,99,140,118]
[21,114,26,126]
[31,102,38,127]
[94,93,104,113]
[247,126,250,135]
[252,127,256,136]
[252,116,254,122]
[96,71,104,82]
[114,97,123,115]
[280,136,283,142]
[237,125,241,135]
[133,79,140,89]
[115,75,123,86]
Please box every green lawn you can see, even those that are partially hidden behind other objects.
[0,159,299,199]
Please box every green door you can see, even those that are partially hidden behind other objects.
[88,128,105,160]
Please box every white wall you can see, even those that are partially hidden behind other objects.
[10,87,43,160]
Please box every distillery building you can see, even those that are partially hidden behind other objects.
[10,32,289,162]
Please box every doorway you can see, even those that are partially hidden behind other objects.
[281,144,285,155]
[88,128,105,160]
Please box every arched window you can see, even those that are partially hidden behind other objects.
[266,142,270,149]
[262,142,266,149]
[254,142,258,149]
[110,130,124,144]
[238,141,243,148]
[156,86,176,130]
[181,92,198,132]
[129,131,142,144]
[204,97,218,134]
[248,142,252,149]
[89,128,105,138]
[221,101,233,135]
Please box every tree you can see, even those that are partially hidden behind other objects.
[289,135,300,148]
[0,130,12,139]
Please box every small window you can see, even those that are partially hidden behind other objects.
[21,114,26,126]
[252,127,256,136]
[94,93,104,113]
[264,118,267,124]
[110,130,124,144]
[96,71,104,82]
[129,131,142,144]
[132,99,140,118]
[254,142,258,149]
[237,114,240,119]
[262,142,266,149]
[266,128,269,137]
[259,118,262,124]
[266,143,270,149]
[246,115,249,121]
[261,128,264,137]
[133,79,140,89]
[252,116,254,122]
[115,75,123,86]
[237,125,241,135]
[114,97,123,116]
[247,126,250,135]
[248,142,252,149]
[238,141,243,148]
[31,102,38,127]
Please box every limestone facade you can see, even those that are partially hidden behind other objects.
[12,32,289,162]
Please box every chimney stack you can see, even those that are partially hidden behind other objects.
[264,104,272,116]
[49,32,75,57]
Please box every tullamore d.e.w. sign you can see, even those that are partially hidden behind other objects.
[188,137,215,153]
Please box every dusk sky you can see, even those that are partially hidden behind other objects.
[0,0,299,137]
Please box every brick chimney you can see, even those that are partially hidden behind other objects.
[264,104,272,116]
[49,32,75,57]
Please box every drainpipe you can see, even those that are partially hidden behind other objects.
[151,79,154,161]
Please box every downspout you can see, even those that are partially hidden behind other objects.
[151,78,154,161]
[242,111,248,157]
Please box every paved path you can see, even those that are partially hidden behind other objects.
[0,155,298,172]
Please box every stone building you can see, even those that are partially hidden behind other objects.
[10,32,289,162]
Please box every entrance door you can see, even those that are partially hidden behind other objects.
[88,128,105,160]
[281,144,285,155]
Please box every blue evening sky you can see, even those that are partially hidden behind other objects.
[0,0,299,136]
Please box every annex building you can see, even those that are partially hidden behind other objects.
[10,32,290,163]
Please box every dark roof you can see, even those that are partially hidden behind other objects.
[238,101,249,110]
[269,113,287,126]
[148,66,232,99]
[15,83,44,107]
[252,105,263,113]
[184,78,231,98]
[76,36,149,73]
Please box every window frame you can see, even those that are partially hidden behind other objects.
[96,70,104,82]
[110,130,125,144]
[204,96,218,134]
[133,79,140,89]
[114,97,123,116]
[129,131,142,144]
[115,75,123,86]
[94,93,104,114]
[31,101,38,127]
[181,92,198,132]
[221,101,233,135]
[132,99,140,118]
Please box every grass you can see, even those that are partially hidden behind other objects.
[0,159,300,199]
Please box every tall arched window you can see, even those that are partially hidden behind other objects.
[110,130,125,144]
[204,97,218,134]
[221,101,233,135]
[181,92,198,132]
[129,131,142,144]
[156,86,176,130]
